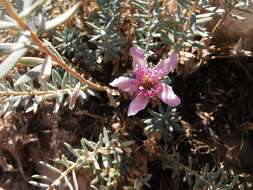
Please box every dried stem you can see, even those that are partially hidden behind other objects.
[168,156,211,187]
[0,86,88,97]
[0,0,118,98]
[47,150,97,190]
[74,110,106,121]
[211,0,240,34]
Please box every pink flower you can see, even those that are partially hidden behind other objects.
[110,47,181,116]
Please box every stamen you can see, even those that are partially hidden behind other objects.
[135,70,161,97]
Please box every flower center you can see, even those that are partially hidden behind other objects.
[137,74,162,97]
[141,75,155,90]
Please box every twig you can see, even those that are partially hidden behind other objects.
[47,150,97,190]
[212,0,240,34]
[168,156,211,187]
[74,110,106,121]
[0,86,88,96]
[0,0,119,99]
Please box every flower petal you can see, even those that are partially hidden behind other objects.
[128,95,150,116]
[130,47,148,69]
[155,50,178,77]
[110,76,137,92]
[158,83,180,107]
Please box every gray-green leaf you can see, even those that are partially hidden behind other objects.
[0,32,30,79]
[0,47,27,79]
[45,2,82,31]
[14,64,42,86]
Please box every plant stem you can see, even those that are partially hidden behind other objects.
[0,0,118,97]
[47,150,97,190]
[212,0,240,34]
[0,86,88,97]
[168,157,211,187]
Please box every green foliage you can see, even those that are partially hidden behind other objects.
[85,0,122,62]
[54,28,97,70]
[1,66,95,117]
[131,0,223,53]
[0,1,81,31]
[144,104,180,144]
[163,155,244,190]
[0,1,86,116]
[29,128,124,190]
